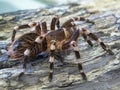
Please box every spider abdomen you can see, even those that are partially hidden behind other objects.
[8,32,43,60]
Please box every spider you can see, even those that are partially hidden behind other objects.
[7,16,60,60]
[7,16,114,82]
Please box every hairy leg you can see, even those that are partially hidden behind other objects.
[82,32,93,47]
[61,17,94,28]
[48,40,56,82]
[88,32,114,55]
[40,21,47,35]
[71,41,87,80]
[50,16,60,31]
[12,22,38,42]
[23,49,31,69]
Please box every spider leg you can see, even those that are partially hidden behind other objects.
[23,48,31,69]
[82,32,93,47]
[40,21,47,35]
[22,41,39,69]
[86,30,114,55]
[18,46,33,80]
[50,16,60,31]
[79,28,93,47]
[48,40,56,82]
[61,17,94,28]
[71,41,87,80]
[12,22,38,42]
[61,29,87,80]
[17,42,34,80]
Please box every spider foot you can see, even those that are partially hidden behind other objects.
[107,49,114,55]
[81,72,87,81]
[48,72,53,82]
[17,72,24,81]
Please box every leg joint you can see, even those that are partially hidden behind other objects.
[88,33,98,41]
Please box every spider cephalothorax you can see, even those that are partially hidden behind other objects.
[7,16,114,82]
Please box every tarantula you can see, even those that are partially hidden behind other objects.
[7,16,114,82]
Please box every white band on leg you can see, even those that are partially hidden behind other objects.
[24,49,30,56]
[49,56,54,62]
[35,36,43,43]
[71,41,79,51]
[14,26,19,30]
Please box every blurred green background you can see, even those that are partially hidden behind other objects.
[0,0,80,14]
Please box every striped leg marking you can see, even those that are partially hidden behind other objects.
[49,56,54,82]
[12,22,37,42]
[82,33,93,47]
[88,33,114,55]
[18,48,31,79]
[71,41,87,80]
[23,49,30,69]
[48,40,56,82]
[50,16,60,31]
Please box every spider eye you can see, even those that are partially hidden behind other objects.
[72,44,75,47]
[40,36,43,39]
